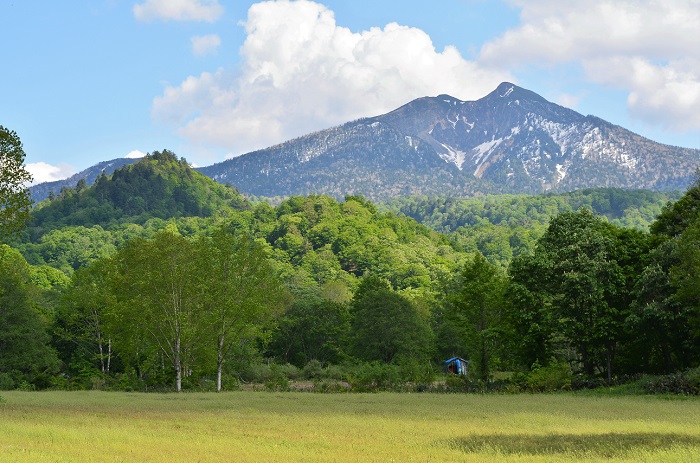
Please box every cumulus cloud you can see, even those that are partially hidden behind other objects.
[480,0,700,131]
[133,0,223,22]
[152,0,512,155]
[191,34,221,56]
[26,162,76,185]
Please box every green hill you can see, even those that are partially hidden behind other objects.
[28,150,249,235]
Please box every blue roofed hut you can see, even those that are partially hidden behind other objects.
[445,357,468,376]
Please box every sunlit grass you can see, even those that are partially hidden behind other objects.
[1,391,699,462]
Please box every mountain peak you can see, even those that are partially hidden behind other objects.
[486,82,549,104]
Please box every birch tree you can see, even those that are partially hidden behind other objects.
[113,229,206,392]
[197,230,286,392]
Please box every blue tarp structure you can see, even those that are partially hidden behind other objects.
[445,357,468,375]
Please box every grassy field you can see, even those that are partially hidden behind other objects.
[1,391,699,462]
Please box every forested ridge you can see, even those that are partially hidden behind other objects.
[2,151,699,393]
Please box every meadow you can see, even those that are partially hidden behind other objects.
[1,391,699,462]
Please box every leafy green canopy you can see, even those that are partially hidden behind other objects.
[0,126,33,240]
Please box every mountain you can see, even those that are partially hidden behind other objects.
[29,158,140,203]
[199,82,700,201]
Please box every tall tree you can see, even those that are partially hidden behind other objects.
[0,245,59,387]
[670,218,700,365]
[58,259,117,376]
[448,252,507,381]
[539,210,624,378]
[111,229,206,392]
[506,252,557,369]
[0,126,33,240]
[197,229,287,392]
[508,209,628,380]
[350,277,433,363]
[269,290,350,367]
[627,240,691,373]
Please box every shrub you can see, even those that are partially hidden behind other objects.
[275,363,302,381]
[443,374,487,393]
[302,360,324,380]
[241,364,273,383]
[524,361,572,392]
[346,362,401,392]
[398,358,437,384]
[643,367,700,395]
[322,364,345,381]
[0,373,15,391]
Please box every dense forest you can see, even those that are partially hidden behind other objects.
[1,150,699,393]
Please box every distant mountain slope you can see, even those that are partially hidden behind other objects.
[199,82,700,201]
[29,158,140,203]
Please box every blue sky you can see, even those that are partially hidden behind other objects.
[2,0,698,184]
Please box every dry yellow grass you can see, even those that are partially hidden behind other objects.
[1,391,699,462]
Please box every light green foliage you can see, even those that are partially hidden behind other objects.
[56,259,117,382]
[9,146,700,389]
[109,230,206,392]
[0,126,33,240]
[196,229,288,391]
[385,188,680,266]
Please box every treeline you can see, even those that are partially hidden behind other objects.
[1,154,699,393]
[384,188,681,267]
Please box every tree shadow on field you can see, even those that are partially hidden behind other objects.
[444,433,700,458]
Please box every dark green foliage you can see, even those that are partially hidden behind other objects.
[446,252,508,381]
[507,210,630,380]
[350,280,433,363]
[269,293,350,367]
[0,245,59,388]
[650,172,700,237]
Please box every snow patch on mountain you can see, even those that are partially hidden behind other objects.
[472,137,505,178]
[438,143,467,170]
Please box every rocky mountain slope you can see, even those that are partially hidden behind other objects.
[199,82,699,201]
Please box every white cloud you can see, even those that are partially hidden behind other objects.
[133,0,223,22]
[480,0,700,131]
[554,93,581,110]
[124,150,147,159]
[191,34,221,56]
[26,162,76,185]
[152,0,512,156]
